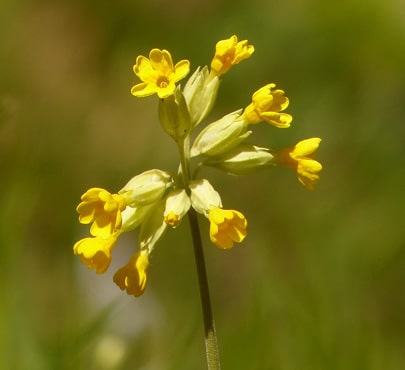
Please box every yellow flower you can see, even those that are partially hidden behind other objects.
[208,207,247,249]
[242,83,292,128]
[274,138,322,190]
[76,188,126,238]
[210,35,254,77]
[113,250,149,297]
[164,189,191,227]
[131,49,190,99]
[73,233,119,274]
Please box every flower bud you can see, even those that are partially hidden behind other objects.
[204,144,274,175]
[190,110,251,157]
[119,169,172,207]
[182,66,220,127]
[158,87,191,142]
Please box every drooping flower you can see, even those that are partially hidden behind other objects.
[164,189,191,227]
[113,250,150,297]
[208,207,247,249]
[273,138,322,190]
[131,49,190,99]
[242,83,293,128]
[76,188,126,238]
[73,233,119,274]
[189,179,222,215]
[210,35,254,77]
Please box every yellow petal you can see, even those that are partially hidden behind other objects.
[293,138,322,158]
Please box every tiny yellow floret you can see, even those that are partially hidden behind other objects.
[210,35,254,77]
[242,83,293,128]
[274,138,322,190]
[163,189,191,227]
[164,211,180,227]
[113,250,150,297]
[208,207,247,249]
[131,49,190,99]
[76,188,126,238]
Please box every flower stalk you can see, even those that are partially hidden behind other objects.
[178,121,221,369]
[188,208,221,370]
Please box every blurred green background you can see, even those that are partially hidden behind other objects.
[1,0,404,369]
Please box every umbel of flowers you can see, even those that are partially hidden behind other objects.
[73,35,322,297]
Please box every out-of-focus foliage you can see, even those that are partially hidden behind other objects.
[1,0,404,369]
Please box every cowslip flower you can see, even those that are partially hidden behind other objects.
[210,35,255,77]
[164,189,191,227]
[242,83,293,128]
[131,49,190,99]
[73,233,119,274]
[188,179,247,249]
[208,207,247,249]
[273,138,322,190]
[113,250,149,297]
[76,188,126,238]
[74,35,322,305]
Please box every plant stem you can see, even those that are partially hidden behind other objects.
[188,208,222,370]
[177,133,221,369]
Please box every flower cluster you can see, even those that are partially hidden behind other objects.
[74,35,322,297]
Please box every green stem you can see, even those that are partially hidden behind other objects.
[188,208,222,370]
[177,136,221,370]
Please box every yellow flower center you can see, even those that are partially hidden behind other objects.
[164,211,180,227]
[157,76,169,89]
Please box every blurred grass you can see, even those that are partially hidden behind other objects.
[1,0,404,369]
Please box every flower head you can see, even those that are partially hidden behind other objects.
[74,37,323,300]
[242,84,292,128]
[76,188,126,238]
[73,233,119,274]
[274,138,322,190]
[208,207,247,249]
[210,35,254,77]
[113,250,150,297]
[131,49,190,99]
